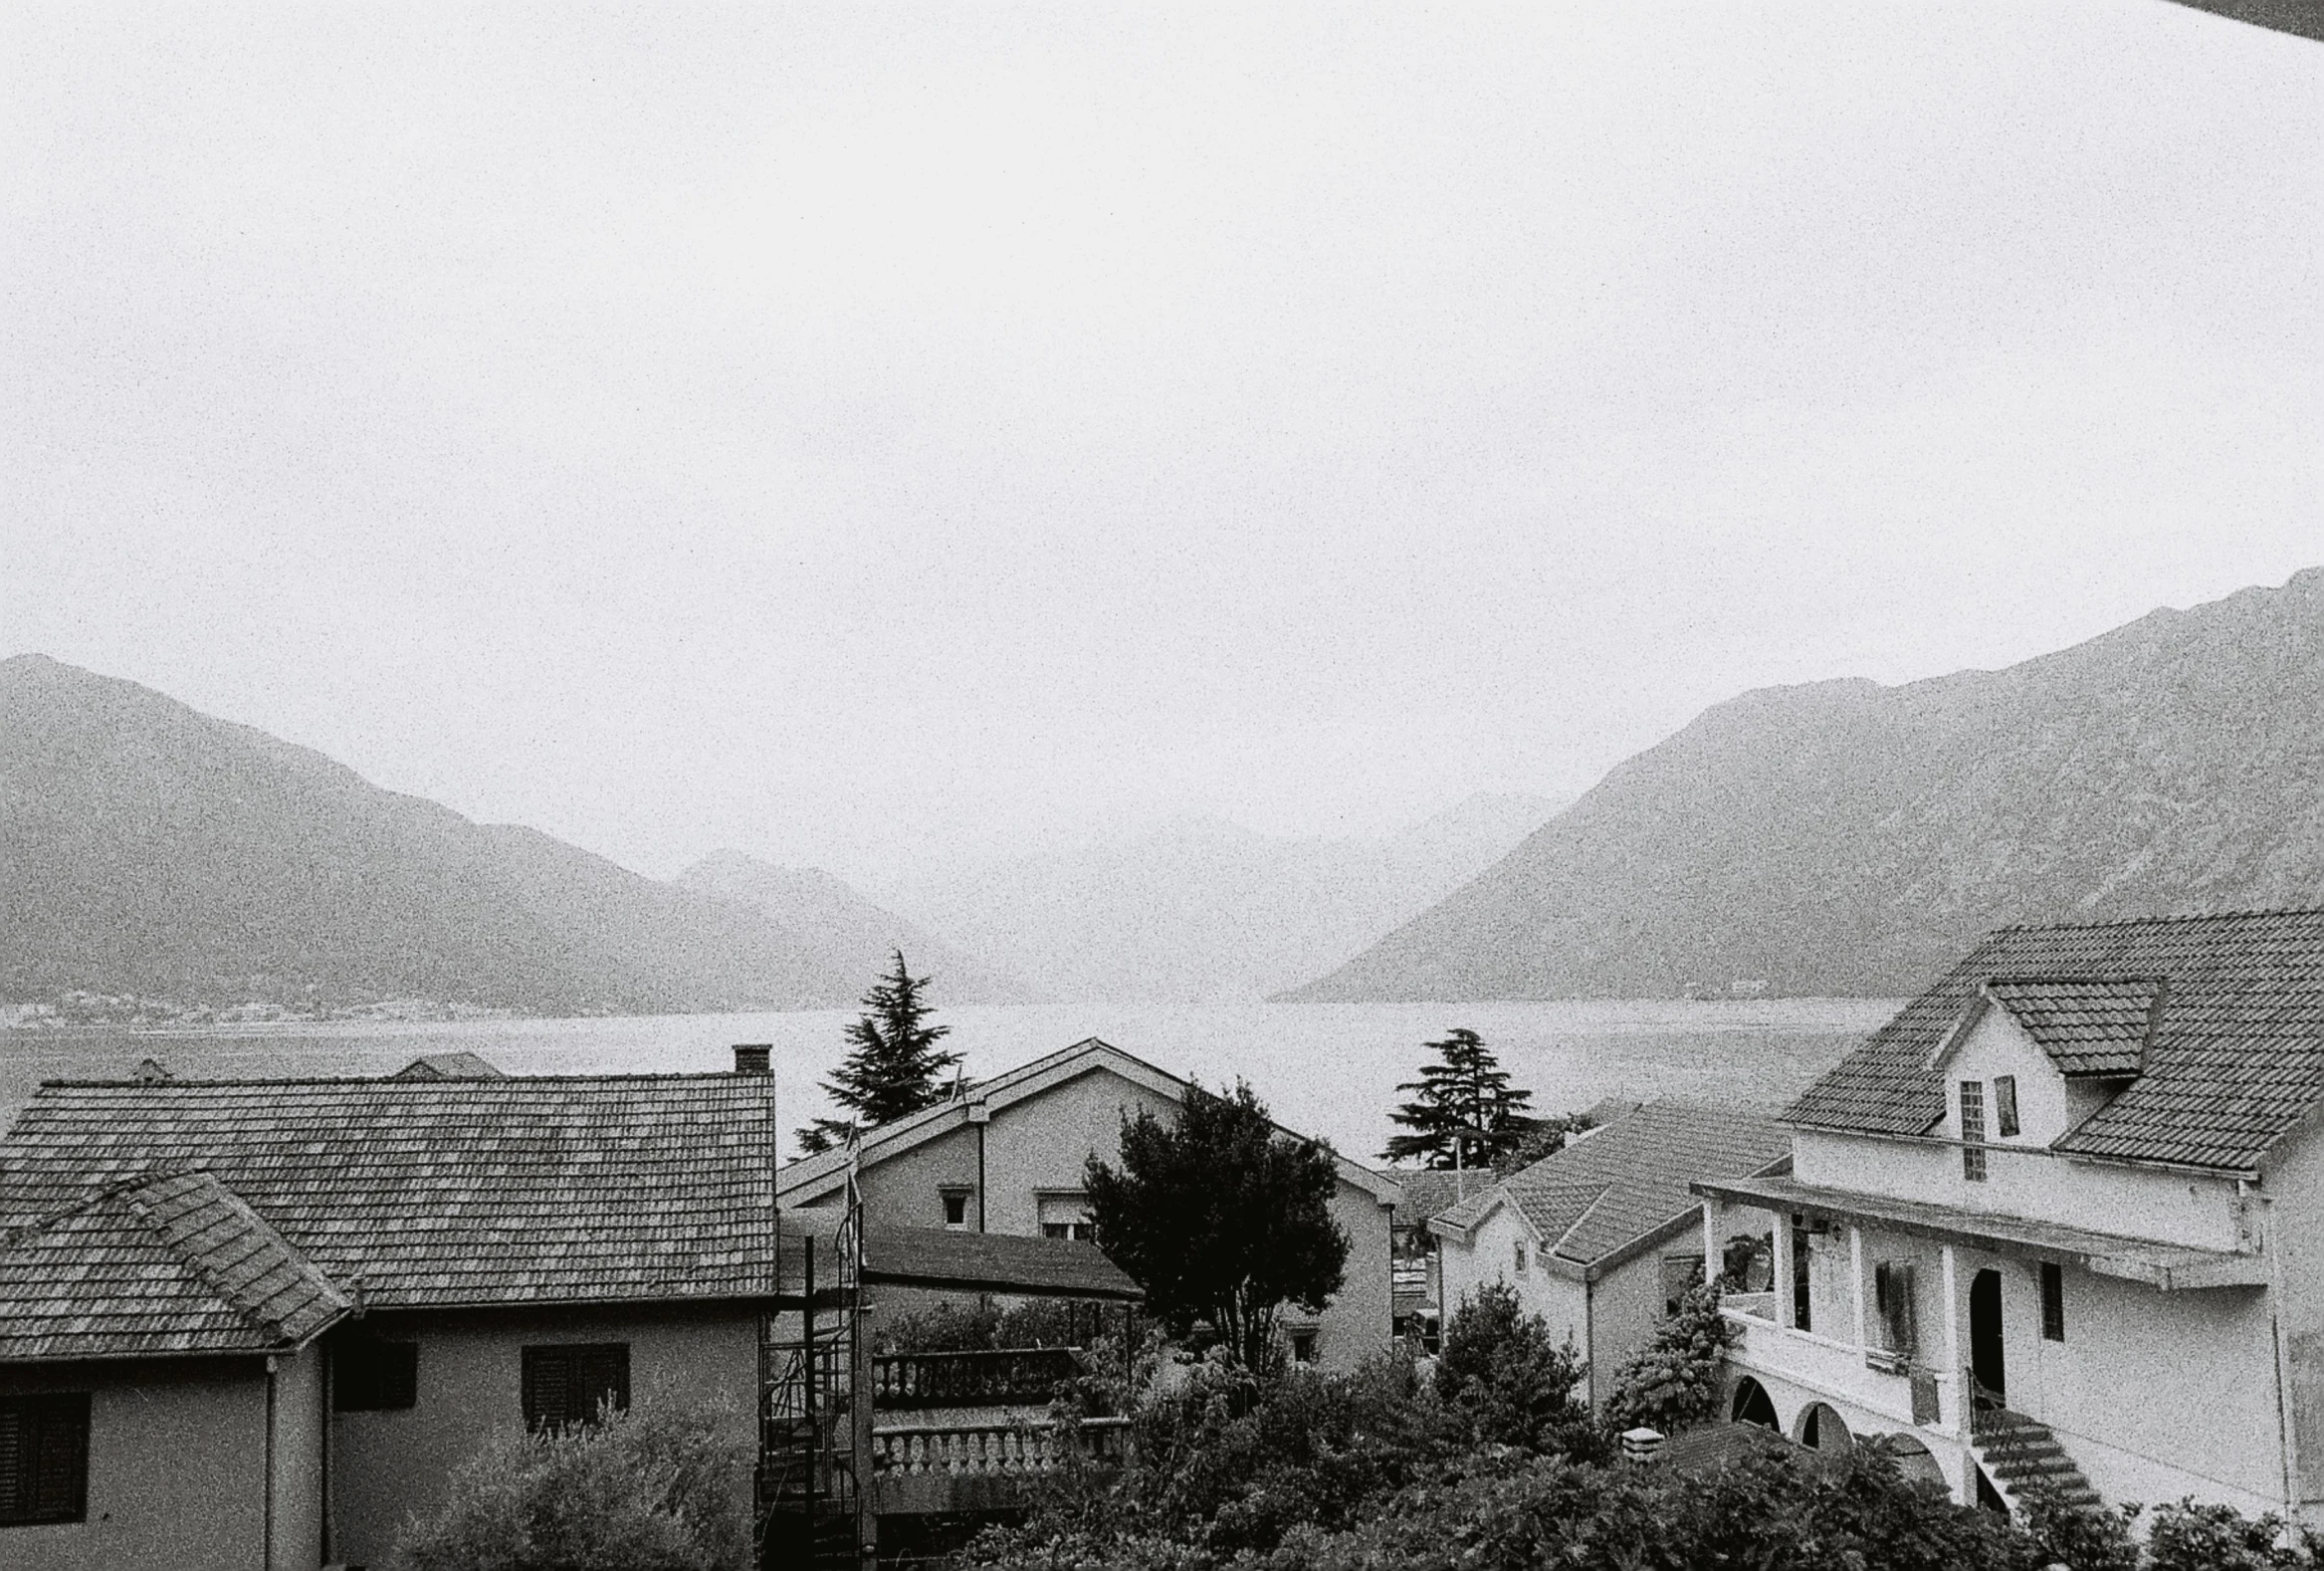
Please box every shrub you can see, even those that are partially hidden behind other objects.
[2013,1483,2141,1571]
[875,1296,1100,1353]
[2147,1496,2324,1571]
[1432,1281,1598,1456]
[389,1398,751,1571]
[1598,1281,1738,1436]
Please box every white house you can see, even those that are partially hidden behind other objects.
[1696,908,2324,1522]
[1429,1100,1790,1403]
[778,1037,1402,1371]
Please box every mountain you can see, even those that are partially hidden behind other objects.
[1288,567,2324,1002]
[675,850,1031,1003]
[0,654,1003,1013]
[890,792,1565,1004]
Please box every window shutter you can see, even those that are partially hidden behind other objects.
[525,1348,572,1429]
[0,1402,23,1519]
[31,1397,87,1519]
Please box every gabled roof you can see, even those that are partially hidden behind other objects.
[1786,909,2324,1173]
[1430,1101,1791,1276]
[393,1050,508,1080]
[0,1074,776,1310]
[1977,977,2163,1077]
[0,1170,348,1361]
[861,1226,1143,1301]
[1386,1170,1473,1229]
[778,1037,1402,1207]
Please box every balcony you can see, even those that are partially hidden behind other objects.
[865,1347,1127,1517]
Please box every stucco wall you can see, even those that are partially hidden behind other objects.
[837,1063,1396,1372]
[271,1346,326,1570]
[2259,1113,2324,1509]
[1795,1130,2247,1253]
[327,1301,761,1569]
[0,1357,272,1571]
[1439,1207,1586,1344]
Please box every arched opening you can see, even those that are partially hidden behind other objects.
[1970,1268,2006,1409]
[1867,1432,1946,1488]
[1796,1402,1852,1453]
[1731,1375,1779,1429]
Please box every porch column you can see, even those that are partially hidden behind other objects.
[1700,1198,1722,1285]
[1849,1226,1870,1351]
[1940,1242,1965,1434]
[1773,1210,1796,1330]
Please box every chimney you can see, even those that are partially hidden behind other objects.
[733,1043,771,1076]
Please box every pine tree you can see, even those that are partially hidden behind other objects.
[1380,1026,1535,1170]
[797,951,962,1155]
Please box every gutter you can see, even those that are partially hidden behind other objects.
[1786,1122,2261,1183]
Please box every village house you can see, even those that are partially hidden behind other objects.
[1695,909,2324,1522]
[1428,1100,1790,1402]
[777,1037,1402,1371]
[0,1062,785,1570]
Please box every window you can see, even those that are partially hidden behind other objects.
[941,1189,970,1230]
[1960,1081,1988,1181]
[1994,1075,2020,1138]
[1289,1329,1318,1364]
[522,1344,630,1431]
[2040,1261,2065,1342]
[0,1393,89,1527]
[1659,1253,1705,1317]
[334,1337,419,1411]
[1873,1260,1919,1358]
[1041,1222,1094,1241]
[1513,1237,1530,1276]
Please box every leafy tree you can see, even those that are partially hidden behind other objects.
[1084,1079,1349,1371]
[1382,1027,1536,1171]
[1491,1111,1599,1177]
[797,950,961,1154]
[1599,1281,1739,1435]
[1432,1281,1597,1456]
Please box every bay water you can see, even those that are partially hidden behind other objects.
[1,998,1894,1165]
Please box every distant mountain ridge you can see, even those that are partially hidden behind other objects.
[1288,567,2324,1002]
[892,792,1566,1004]
[0,655,1012,1013]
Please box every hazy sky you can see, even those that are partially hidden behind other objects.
[5,3,2319,890]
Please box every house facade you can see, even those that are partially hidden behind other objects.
[1428,1101,1789,1403]
[0,1066,781,1570]
[778,1038,1402,1371]
[1696,910,2324,1521]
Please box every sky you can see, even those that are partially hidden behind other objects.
[4,2,2319,892]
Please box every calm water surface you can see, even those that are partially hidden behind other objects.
[1,999,1896,1164]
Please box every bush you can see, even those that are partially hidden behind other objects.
[389,1398,752,1571]
[876,1296,1099,1353]
[1598,1282,1738,1436]
[1433,1281,1599,1457]
[2147,1497,2324,1571]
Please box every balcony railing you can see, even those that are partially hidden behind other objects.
[871,1347,1085,1410]
[871,1416,1132,1476]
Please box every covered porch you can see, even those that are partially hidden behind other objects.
[1692,1173,2271,1512]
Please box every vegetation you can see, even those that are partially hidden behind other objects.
[1382,1027,1537,1171]
[873,1295,1124,1354]
[1431,1281,1600,1457]
[1084,1079,1348,1371]
[1599,1282,1740,1436]
[797,949,961,1154]
[389,1398,750,1571]
[1491,1110,1599,1176]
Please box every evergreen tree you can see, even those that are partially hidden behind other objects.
[1084,1079,1348,1371]
[1380,1026,1535,1170]
[797,951,961,1155]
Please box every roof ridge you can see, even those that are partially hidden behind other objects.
[1544,1182,1617,1260]
[36,1070,770,1089]
[1990,905,2324,936]
[1,1162,200,1248]
[116,1174,332,1344]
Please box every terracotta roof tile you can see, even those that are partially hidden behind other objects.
[1786,909,2324,1172]
[1983,977,2161,1076]
[0,1074,777,1310]
[0,1170,347,1360]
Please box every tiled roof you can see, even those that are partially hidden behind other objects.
[862,1226,1144,1302]
[0,1170,347,1361]
[0,1074,776,1309]
[1982,977,2162,1076]
[1432,1101,1791,1272]
[1785,909,2324,1172]
[393,1051,508,1079]
[1387,1170,1472,1228]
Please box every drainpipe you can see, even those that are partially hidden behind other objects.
[264,1353,279,1571]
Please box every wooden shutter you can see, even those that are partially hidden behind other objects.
[524,1345,629,1429]
[0,1394,89,1526]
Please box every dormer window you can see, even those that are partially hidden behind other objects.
[1993,1075,2020,1138]
[1960,1080,1987,1181]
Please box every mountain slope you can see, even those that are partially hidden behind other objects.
[676,850,1032,1004]
[1288,568,2324,1001]
[0,655,993,1012]
[893,792,1564,1004]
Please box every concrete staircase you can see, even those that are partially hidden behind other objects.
[1970,1406,2102,1515]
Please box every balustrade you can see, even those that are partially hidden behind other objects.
[871,1416,1132,1477]
[872,1346,1086,1409]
